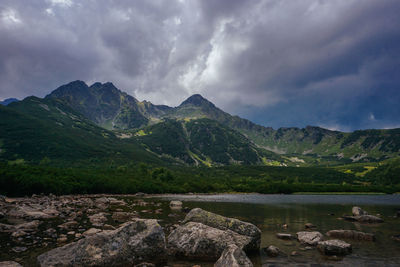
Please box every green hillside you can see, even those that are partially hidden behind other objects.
[0,97,167,166]
[135,118,284,166]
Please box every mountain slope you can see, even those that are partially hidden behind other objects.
[135,118,283,166]
[0,97,169,166]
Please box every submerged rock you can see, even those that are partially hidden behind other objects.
[167,222,253,260]
[296,231,323,246]
[305,223,316,229]
[264,245,280,257]
[276,233,294,240]
[317,239,352,256]
[326,230,375,241]
[183,208,261,251]
[37,219,166,267]
[215,244,253,267]
[342,215,383,223]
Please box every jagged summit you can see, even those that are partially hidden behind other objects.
[179,94,216,108]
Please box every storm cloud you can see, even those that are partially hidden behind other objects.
[1,0,399,130]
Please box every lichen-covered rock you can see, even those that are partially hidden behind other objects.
[296,231,323,246]
[352,206,368,216]
[326,230,375,241]
[214,244,253,267]
[167,222,253,260]
[183,208,261,251]
[0,261,23,267]
[317,239,352,256]
[37,219,166,267]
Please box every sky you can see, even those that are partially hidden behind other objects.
[1,0,399,131]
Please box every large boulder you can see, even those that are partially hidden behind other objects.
[296,231,323,246]
[317,239,352,256]
[183,208,261,250]
[214,244,253,267]
[352,206,368,216]
[326,230,375,241]
[167,222,254,260]
[37,219,166,267]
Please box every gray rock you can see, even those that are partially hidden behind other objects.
[169,201,183,208]
[264,245,280,257]
[317,239,352,256]
[0,261,23,267]
[167,222,254,260]
[352,206,368,216]
[276,233,294,240]
[112,212,137,223]
[12,247,28,253]
[183,208,261,251]
[296,231,323,246]
[83,228,102,237]
[37,219,166,267]
[7,205,56,219]
[88,213,108,226]
[326,230,375,241]
[215,244,253,267]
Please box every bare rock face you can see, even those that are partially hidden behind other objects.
[317,239,352,256]
[326,230,375,241]
[296,231,323,246]
[352,206,368,216]
[167,222,253,260]
[0,261,23,267]
[214,244,253,267]
[37,219,166,267]
[183,208,261,251]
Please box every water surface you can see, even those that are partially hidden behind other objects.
[153,194,400,267]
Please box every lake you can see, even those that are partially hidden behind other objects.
[1,193,399,266]
[149,194,400,267]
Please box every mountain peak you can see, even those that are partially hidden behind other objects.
[0,98,19,106]
[180,94,215,107]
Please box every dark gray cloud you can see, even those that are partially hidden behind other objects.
[1,0,399,130]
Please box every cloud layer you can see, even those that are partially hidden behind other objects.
[1,0,399,130]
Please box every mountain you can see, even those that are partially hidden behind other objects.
[0,96,169,166]
[0,98,19,106]
[46,81,171,130]
[2,80,400,166]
